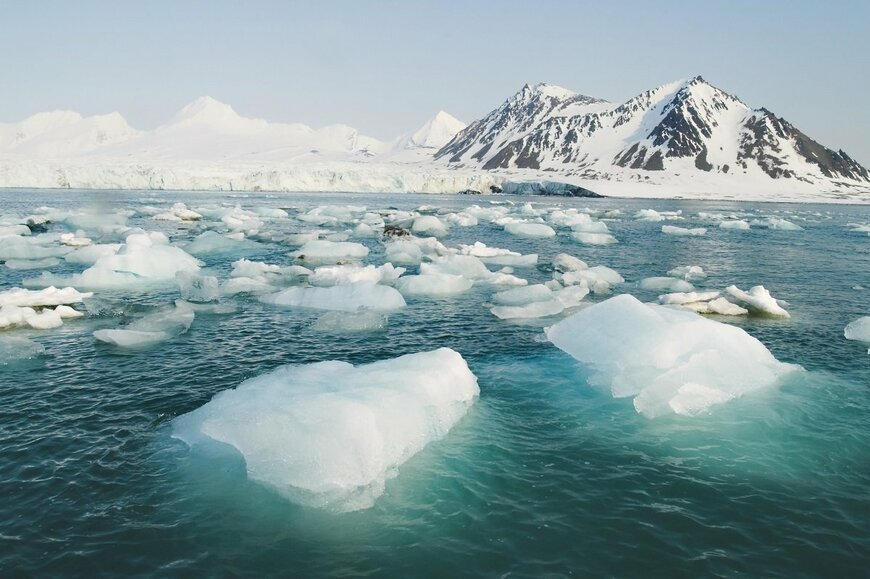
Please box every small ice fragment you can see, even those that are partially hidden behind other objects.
[725,285,790,318]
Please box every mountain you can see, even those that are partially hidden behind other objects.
[1,80,868,201]
[436,76,869,188]
[404,111,466,149]
[0,110,139,157]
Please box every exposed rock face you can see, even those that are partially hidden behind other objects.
[436,76,869,187]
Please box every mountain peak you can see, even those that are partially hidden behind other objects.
[407,111,466,149]
[171,96,240,124]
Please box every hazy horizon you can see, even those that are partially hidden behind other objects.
[2,0,868,163]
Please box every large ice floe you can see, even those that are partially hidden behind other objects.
[171,348,479,511]
[26,232,202,289]
[546,294,799,418]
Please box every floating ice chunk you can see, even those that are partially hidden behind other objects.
[352,223,378,238]
[571,221,610,234]
[176,271,220,303]
[0,286,93,308]
[93,329,172,348]
[547,209,593,229]
[298,205,366,226]
[420,254,492,281]
[253,207,289,219]
[725,285,790,318]
[667,265,706,281]
[175,299,237,316]
[492,284,553,306]
[459,242,537,267]
[411,216,449,237]
[64,244,122,265]
[293,239,369,265]
[682,298,749,316]
[309,263,405,287]
[311,310,387,332]
[662,225,706,236]
[153,203,202,222]
[4,258,61,270]
[846,222,870,236]
[0,336,45,364]
[59,232,92,247]
[230,258,310,283]
[93,303,195,348]
[443,212,478,227]
[395,274,473,297]
[546,294,799,417]
[491,285,588,320]
[559,265,624,294]
[54,305,84,319]
[0,235,72,260]
[384,236,452,265]
[220,277,276,296]
[639,277,694,293]
[571,231,617,245]
[753,217,803,231]
[0,224,32,237]
[28,232,201,289]
[844,317,870,353]
[504,222,556,238]
[184,231,260,257]
[284,232,320,246]
[22,308,63,330]
[553,254,588,272]
[719,220,750,230]
[172,348,479,511]
[262,282,406,312]
[634,209,666,221]
[220,206,263,233]
[464,204,508,222]
[658,291,721,305]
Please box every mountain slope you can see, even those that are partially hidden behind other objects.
[437,76,869,188]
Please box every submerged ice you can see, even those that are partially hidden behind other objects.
[171,348,479,512]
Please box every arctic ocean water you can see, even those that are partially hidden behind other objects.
[1,189,868,577]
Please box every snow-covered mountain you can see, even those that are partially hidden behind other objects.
[436,76,869,190]
[0,78,868,201]
[401,111,466,150]
[0,110,140,157]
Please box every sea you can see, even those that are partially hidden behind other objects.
[1,189,868,577]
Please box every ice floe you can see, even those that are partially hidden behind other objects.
[546,294,799,417]
[27,232,202,289]
[292,239,369,265]
[93,302,195,348]
[662,225,706,236]
[261,281,406,311]
[171,348,479,511]
[0,336,45,363]
[725,285,790,317]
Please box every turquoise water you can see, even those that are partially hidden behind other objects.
[1,189,868,577]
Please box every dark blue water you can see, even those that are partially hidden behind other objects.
[1,190,868,577]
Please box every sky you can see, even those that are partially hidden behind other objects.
[2,0,868,164]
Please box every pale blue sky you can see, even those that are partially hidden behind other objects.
[2,0,868,163]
